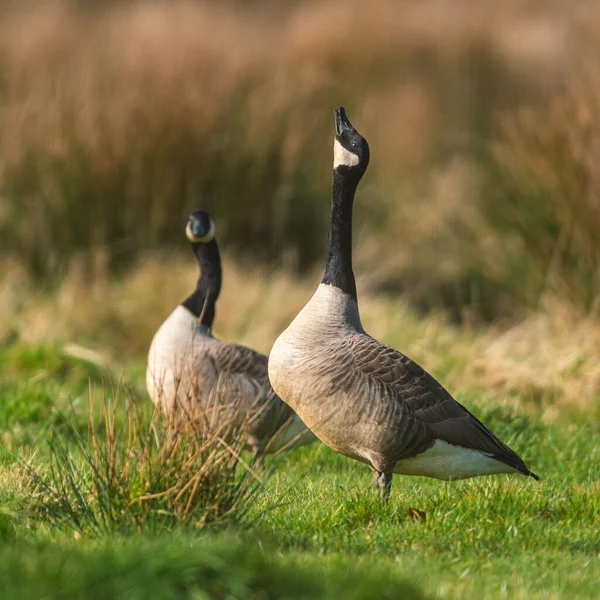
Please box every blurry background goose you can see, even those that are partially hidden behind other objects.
[147,210,315,458]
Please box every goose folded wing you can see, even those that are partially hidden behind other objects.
[208,342,270,383]
[206,342,292,435]
[351,335,528,470]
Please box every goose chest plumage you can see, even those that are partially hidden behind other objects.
[268,107,538,497]
[147,210,314,457]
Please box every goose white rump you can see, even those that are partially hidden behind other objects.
[394,440,516,480]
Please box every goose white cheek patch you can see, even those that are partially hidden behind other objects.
[186,221,216,243]
[333,139,359,169]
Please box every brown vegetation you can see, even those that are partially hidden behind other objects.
[1,0,600,318]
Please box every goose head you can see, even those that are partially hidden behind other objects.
[333,106,370,179]
[186,210,215,244]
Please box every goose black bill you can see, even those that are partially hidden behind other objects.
[334,106,353,136]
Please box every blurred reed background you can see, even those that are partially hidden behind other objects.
[1,0,600,350]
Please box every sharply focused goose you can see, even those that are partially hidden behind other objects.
[147,210,314,458]
[268,107,538,498]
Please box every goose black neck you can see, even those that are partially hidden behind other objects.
[182,240,222,328]
[321,168,358,299]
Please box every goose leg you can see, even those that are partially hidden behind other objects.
[373,471,393,503]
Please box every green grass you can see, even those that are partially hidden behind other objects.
[0,535,424,600]
[0,341,598,599]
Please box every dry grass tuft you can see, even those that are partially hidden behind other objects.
[27,374,266,534]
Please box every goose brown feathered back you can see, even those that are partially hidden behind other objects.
[147,210,314,457]
[268,107,538,498]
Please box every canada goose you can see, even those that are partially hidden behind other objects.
[146,210,314,458]
[268,107,538,499]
